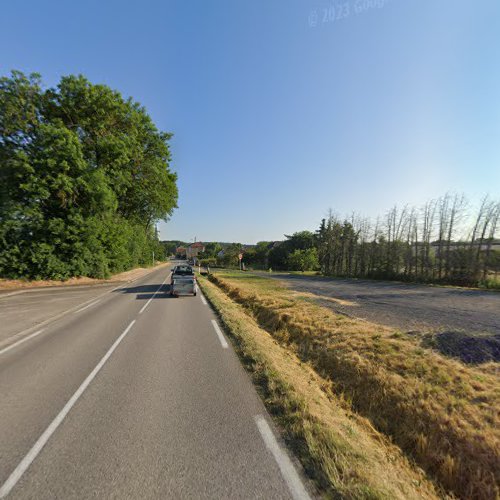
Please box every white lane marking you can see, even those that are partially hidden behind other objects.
[0,288,120,352]
[254,415,311,500]
[211,320,229,349]
[200,293,207,305]
[74,299,100,314]
[139,272,171,314]
[0,290,26,300]
[0,320,137,499]
[0,265,172,352]
[0,330,45,357]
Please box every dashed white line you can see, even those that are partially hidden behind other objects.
[139,272,171,314]
[139,299,152,314]
[210,319,229,349]
[0,330,45,357]
[254,415,311,500]
[74,299,100,314]
[0,320,137,499]
[200,293,207,305]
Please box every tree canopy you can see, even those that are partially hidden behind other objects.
[0,71,178,279]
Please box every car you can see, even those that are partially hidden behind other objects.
[170,276,197,297]
[170,264,195,285]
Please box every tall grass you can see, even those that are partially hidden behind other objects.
[209,272,500,499]
[199,276,440,499]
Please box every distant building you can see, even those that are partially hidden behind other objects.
[176,246,187,257]
[186,242,205,260]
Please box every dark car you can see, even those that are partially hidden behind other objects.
[170,265,195,285]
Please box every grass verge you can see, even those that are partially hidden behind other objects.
[198,275,441,499]
[204,271,499,499]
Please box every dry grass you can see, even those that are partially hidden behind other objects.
[207,271,500,500]
[199,276,441,499]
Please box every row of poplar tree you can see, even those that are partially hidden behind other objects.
[239,193,500,286]
[0,71,178,280]
[316,194,500,285]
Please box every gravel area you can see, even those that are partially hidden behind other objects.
[264,273,500,363]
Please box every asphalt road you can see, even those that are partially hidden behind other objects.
[0,283,121,347]
[265,273,500,335]
[0,265,311,499]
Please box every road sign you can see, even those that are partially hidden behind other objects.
[238,253,243,260]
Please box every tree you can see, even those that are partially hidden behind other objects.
[218,243,242,267]
[253,241,272,268]
[312,193,499,286]
[0,71,178,279]
[287,248,318,272]
[284,231,316,251]
[445,194,467,279]
[199,242,223,259]
[483,203,500,280]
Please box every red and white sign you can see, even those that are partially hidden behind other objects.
[238,253,243,260]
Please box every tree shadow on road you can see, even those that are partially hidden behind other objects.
[113,284,173,299]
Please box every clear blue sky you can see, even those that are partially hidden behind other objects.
[1,0,499,243]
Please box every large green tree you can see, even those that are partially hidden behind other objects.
[0,71,178,279]
[268,231,316,270]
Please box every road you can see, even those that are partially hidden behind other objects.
[0,265,311,499]
[264,273,500,336]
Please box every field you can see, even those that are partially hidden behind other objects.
[199,270,499,499]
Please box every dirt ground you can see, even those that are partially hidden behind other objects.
[264,273,500,363]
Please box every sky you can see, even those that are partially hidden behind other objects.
[1,0,499,243]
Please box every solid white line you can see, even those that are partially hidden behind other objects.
[73,299,100,314]
[200,293,207,305]
[0,330,45,357]
[254,415,311,500]
[210,320,228,349]
[0,320,137,499]
[139,272,171,315]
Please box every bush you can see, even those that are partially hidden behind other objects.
[200,258,217,268]
[287,248,319,272]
